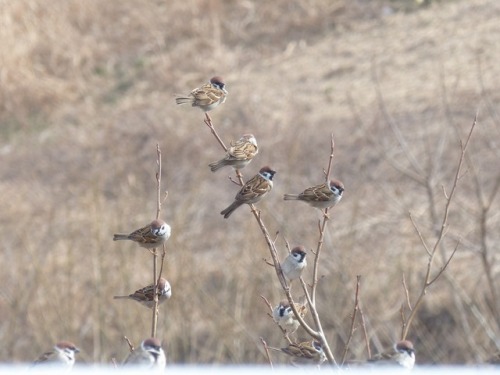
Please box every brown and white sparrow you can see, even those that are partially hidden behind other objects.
[209,134,259,172]
[279,340,326,366]
[124,337,166,369]
[34,341,80,368]
[220,166,276,219]
[281,246,307,281]
[272,299,307,334]
[113,219,171,249]
[369,340,416,369]
[284,179,344,209]
[175,76,227,112]
[114,278,172,309]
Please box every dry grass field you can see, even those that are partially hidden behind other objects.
[0,0,499,366]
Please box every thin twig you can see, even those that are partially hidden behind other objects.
[124,336,134,353]
[402,273,412,310]
[151,145,162,338]
[311,135,335,306]
[402,116,477,339]
[260,337,274,368]
[341,275,361,365]
[204,113,227,151]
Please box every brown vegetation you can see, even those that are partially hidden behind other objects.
[0,0,499,365]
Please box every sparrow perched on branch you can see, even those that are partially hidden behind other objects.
[220,166,276,219]
[284,179,344,209]
[34,341,80,368]
[368,340,416,369]
[209,134,259,172]
[175,76,227,112]
[124,337,166,369]
[114,278,172,309]
[272,299,308,334]
[281,246,307,281]
[113,219,171,249]
[279,340,326,366]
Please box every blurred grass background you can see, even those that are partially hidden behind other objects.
[0,0,499,365]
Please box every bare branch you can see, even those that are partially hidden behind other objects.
[204,113,227,151]
[428,241,460,286]
[409,212,431,256]
[341,275,361,365]
[260,337,274,368]
[402,116,477,339]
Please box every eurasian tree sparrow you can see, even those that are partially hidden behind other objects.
[113,277,172,309]
[369,340,416,369]
[113,219,171,249]
[124,337,166,369]
[281,246,307,281]
[284,179,344,209]
[209,134,259,172]
[34,341,80,368]
[175,76,227,112]
[220,166,276,219]
[279,340,326,366]
[272,299,307,334]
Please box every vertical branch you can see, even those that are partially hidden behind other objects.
[151,144,162,338]
[341,275,361,365]
[312,135,335,305]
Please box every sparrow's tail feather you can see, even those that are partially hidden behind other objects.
[209,159,226,172]
[175,97,192,105]
[113,295,129,299]
[283,194,299,201]
[113,234,129,241]
[220,201,242,219]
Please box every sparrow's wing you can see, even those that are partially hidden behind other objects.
[34,351,55,364]
[282,342,317,361]
[130,285,155,301]
[236,175,271,202]
[128,225,159,245]
[299,183,332,202]
[228,140,258,160]
[191,84,224,106]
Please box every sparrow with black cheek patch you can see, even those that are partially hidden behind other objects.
[220,166,276,219]
[279,340,326,366]
[124,337,166,369]
[113,219,171,249]
[368,340,416,369]
[175,76,227,112]
[284,179,344,209]
[34,341,80,368]
[281,246,307,281]
[209,134,259,172]
[272,299,307,334]
[114,277,172,309]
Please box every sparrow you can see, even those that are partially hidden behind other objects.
[209,134,259,172]
[124,337,166,369]
[113,219,171,249]
[220,166,276,219]
[284,179,344,209]
[34,341,80,368]
[272,299,307,334]
[175,76,227,112]
[368,340,416,369]
[281,246,307,281]
[279,340,326,366]
[113,277,172,309]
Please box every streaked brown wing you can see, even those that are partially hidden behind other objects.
[300,183,332,202]
[128,225,158,245]
[236,175,271,202]
[192,84,223,106]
